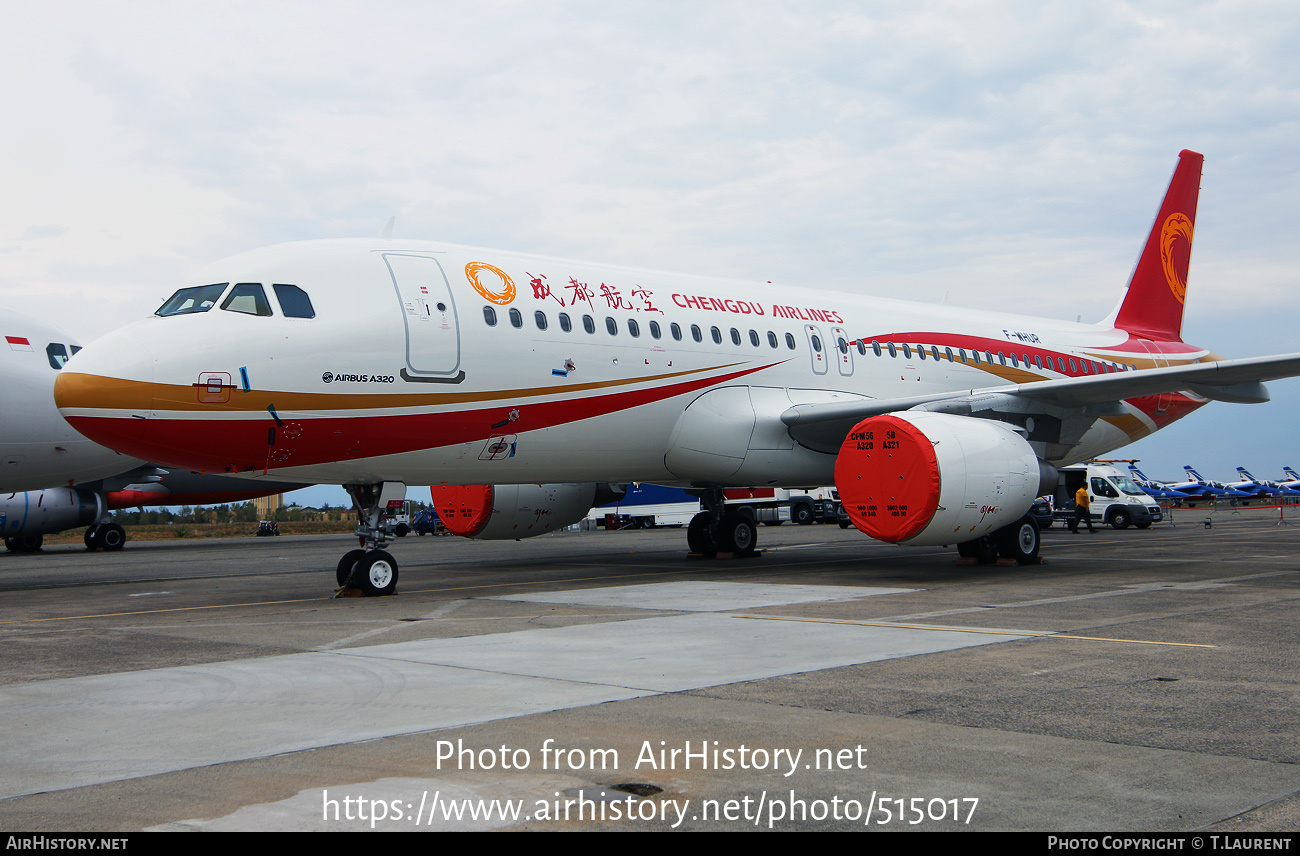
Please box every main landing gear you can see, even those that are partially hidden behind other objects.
[686,488,759,558]
[336,482,405,596]
[956,514,1041,565]
[84,522,127,552]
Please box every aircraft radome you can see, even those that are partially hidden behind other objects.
[1,307,296,553]
[53,150,1300,594]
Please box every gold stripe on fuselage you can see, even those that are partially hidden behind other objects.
[55,362,751,414]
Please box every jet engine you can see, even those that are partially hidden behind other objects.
[1,487,105,550]
[834,412,1048,547]
[430,483,598,540]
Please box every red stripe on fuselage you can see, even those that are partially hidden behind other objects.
[66,363,776,474]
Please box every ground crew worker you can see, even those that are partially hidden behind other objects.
[1070,484,1096,533]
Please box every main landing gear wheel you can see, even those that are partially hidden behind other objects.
[336,549,367,587]
[354,550,398,597]
[5,534,43,553]
[957,536,997,564]
[687,513,716,557]
[97,523,126,551]
[996,515,1040,564]
[715,510,757,557]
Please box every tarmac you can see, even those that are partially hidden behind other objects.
[0,505,1296,831]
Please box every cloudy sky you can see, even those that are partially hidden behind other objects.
[3,1,1298,505]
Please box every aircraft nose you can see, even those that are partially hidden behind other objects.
[55,329,159,460]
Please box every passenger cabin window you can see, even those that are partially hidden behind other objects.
[729,327,741,346]
[559,312,572,332]
[272,284,315,318]
[509,308,523,328]
[221,283,273,316]
[750,330,760,347]
[711,326,723,344]
[785,333,796,350]
[535,311,548,331]
[583,315,596,334]
[628,319,640,337]
[606,317,618,335]
[671,323,683,341]
[691,324,703,343]
[649,320,661,339]
[483,306,497,326]
[156,283,229,316]
[769,331,779,349]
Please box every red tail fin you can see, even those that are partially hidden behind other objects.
[1111,149,1203,342]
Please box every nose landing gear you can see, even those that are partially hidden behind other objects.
[335,482,405,596]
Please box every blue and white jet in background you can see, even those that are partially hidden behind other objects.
[1180,466,1255,500]
[1125,465,1195,500]
[1230,467,1300,498]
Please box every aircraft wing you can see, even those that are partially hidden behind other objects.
[781,351,1300,452]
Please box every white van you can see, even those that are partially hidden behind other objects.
[1054,463,1163,529]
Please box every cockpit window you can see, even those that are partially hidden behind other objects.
[156,283,229,316]
[272,283,315,318]
[221,283,273,317]
[46,343,69,369]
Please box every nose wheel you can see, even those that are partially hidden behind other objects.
[335,482,405,596]
[337,548,399,596]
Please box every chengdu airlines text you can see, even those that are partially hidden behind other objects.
[321,788,978,829]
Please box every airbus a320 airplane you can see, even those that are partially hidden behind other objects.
[54,151,1300,594]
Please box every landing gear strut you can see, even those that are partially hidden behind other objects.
[336,482,405,596]
[686,488,758,558]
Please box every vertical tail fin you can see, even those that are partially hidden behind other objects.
[1184,465,1206,481]
[1109,150,1203,342]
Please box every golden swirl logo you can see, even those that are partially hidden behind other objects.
[465,261,516,305]
[1160,212,1194,305]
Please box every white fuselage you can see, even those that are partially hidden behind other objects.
[1,309,141,492]
[54,239,1208,490]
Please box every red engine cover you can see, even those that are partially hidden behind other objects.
[834,413,942,543]
[430,485,495,537]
